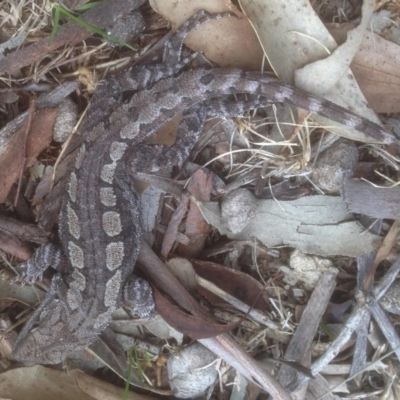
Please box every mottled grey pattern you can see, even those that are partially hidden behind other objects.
[13,8,397,366]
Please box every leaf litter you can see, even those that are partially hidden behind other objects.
[1,0,400,399]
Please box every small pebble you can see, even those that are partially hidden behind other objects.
[168,343,218,398]
[312,139,358,193]
[221,188,257,233]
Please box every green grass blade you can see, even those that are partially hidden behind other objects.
[77,1,101,11]
[50,5,61,41]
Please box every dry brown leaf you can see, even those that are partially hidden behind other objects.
[153,287,239,339]
[192,260,270,310]
[178,169,213,258]
[239,0,387,145]
[329,24,400,113]
[0,108,58,203]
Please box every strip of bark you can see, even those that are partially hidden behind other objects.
[277,271,337,388]
[343,179,400,219]
[0,215,50,245]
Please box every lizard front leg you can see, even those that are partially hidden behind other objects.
[17,243,69,284]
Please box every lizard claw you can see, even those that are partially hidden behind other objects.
[13,259,45,285]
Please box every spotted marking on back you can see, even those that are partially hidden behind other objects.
[120,121,140,139]
[100,163,117,184]
[99,187,117,207]
[102,211,122,237]
[68,172,78,202]
[67,202,81,239]
[344,115,363,129]
[119,93,181,139]
[109,141,128,161]
[67,288,82,311]
[104,269,122,308]
[70,269,86,291]
[93,309,114,330]
[75,144,86,169]
[308,98,322,114]
[273,87,294,103]
[105,241,124,270]
[68,241,84,269]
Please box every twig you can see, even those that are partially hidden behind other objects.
[14,99,36,207]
